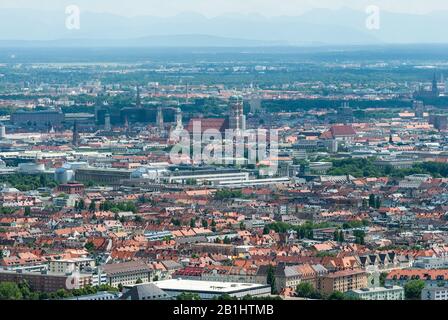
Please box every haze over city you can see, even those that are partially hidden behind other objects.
[1,0,448,44]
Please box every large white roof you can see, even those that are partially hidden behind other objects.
[152,279,268,293]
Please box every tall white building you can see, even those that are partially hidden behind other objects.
[0,124,6,139]
[104,113,111,131]
[156,106,164,130]
[229,95,246,132]
[175,107,183,130]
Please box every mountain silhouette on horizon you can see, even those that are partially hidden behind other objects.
[0,8,447,46]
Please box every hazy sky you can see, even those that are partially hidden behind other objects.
[1,0,448,17]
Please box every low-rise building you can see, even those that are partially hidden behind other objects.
[152,279,271,300]
[347,285,404,300]
[422,286,448,300]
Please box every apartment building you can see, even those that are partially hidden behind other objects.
[317,269,368,295]
[102,261,152,288]
[48,258,95,274]
[0,270,92,292]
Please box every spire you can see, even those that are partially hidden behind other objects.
[229,95,245,132]
[157,106,164,131]
[104,113,111,131]
[72,120,80,147]
[124,115,129,129]
[432,72,438,95]
[175,107,183,130]
[136,85,141,107]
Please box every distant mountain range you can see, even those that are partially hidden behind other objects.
[0,8,447,46]
[0,35,288,48]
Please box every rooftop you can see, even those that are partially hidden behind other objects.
[152,279,270,293]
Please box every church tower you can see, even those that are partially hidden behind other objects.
[104,113,111,131]
[136,85,142,107]
[156,106,164,131]
[432,73,439,95]
[72,121,80,147]
[229,96,245,132]
[175,107,183,130]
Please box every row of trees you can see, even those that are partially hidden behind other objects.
[214,189,244,200]
[0,173,57,191]
[295,282,363,300]
[264,221,334,240]
[0,281,117,300]
[176,292,282,301]
[98,200,137,213]
[74,199,138,214]
[328,158,448,179]
[295,279,426,301]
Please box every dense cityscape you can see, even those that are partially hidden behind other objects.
[1,46,448,302]
[3,2,448,307]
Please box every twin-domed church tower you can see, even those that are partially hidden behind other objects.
[229,95,246,132]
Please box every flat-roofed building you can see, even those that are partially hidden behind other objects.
[11,110,64,128]
[422,286,448,300]
[56,182,85,195]
[166,169,250,185]
[75,167,132,185]
[347,285,404,300]
[151,279,271,299]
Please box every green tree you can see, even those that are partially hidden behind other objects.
[296,282,316,298]
[368,194,376,208]
[328,291,345,300]
[24,207,31,216]
[223,236,231,244]
[404,280,425,300]
[267,265,277,294]
[353,230,365,245]
[339,230,345,242]
[39,174,47,187]
[213,293,235,300]
[76,199,85,211]
[379,272,388,287]
[263,225,270,235]
[333,231,339,241]
[177,292,201,300]
[84,241,95,252]
[89,200,96,213]
[375,196,381,209]
[0,282,23,300]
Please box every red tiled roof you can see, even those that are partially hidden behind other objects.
[330,125,356,136]
[186,118,229,133]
